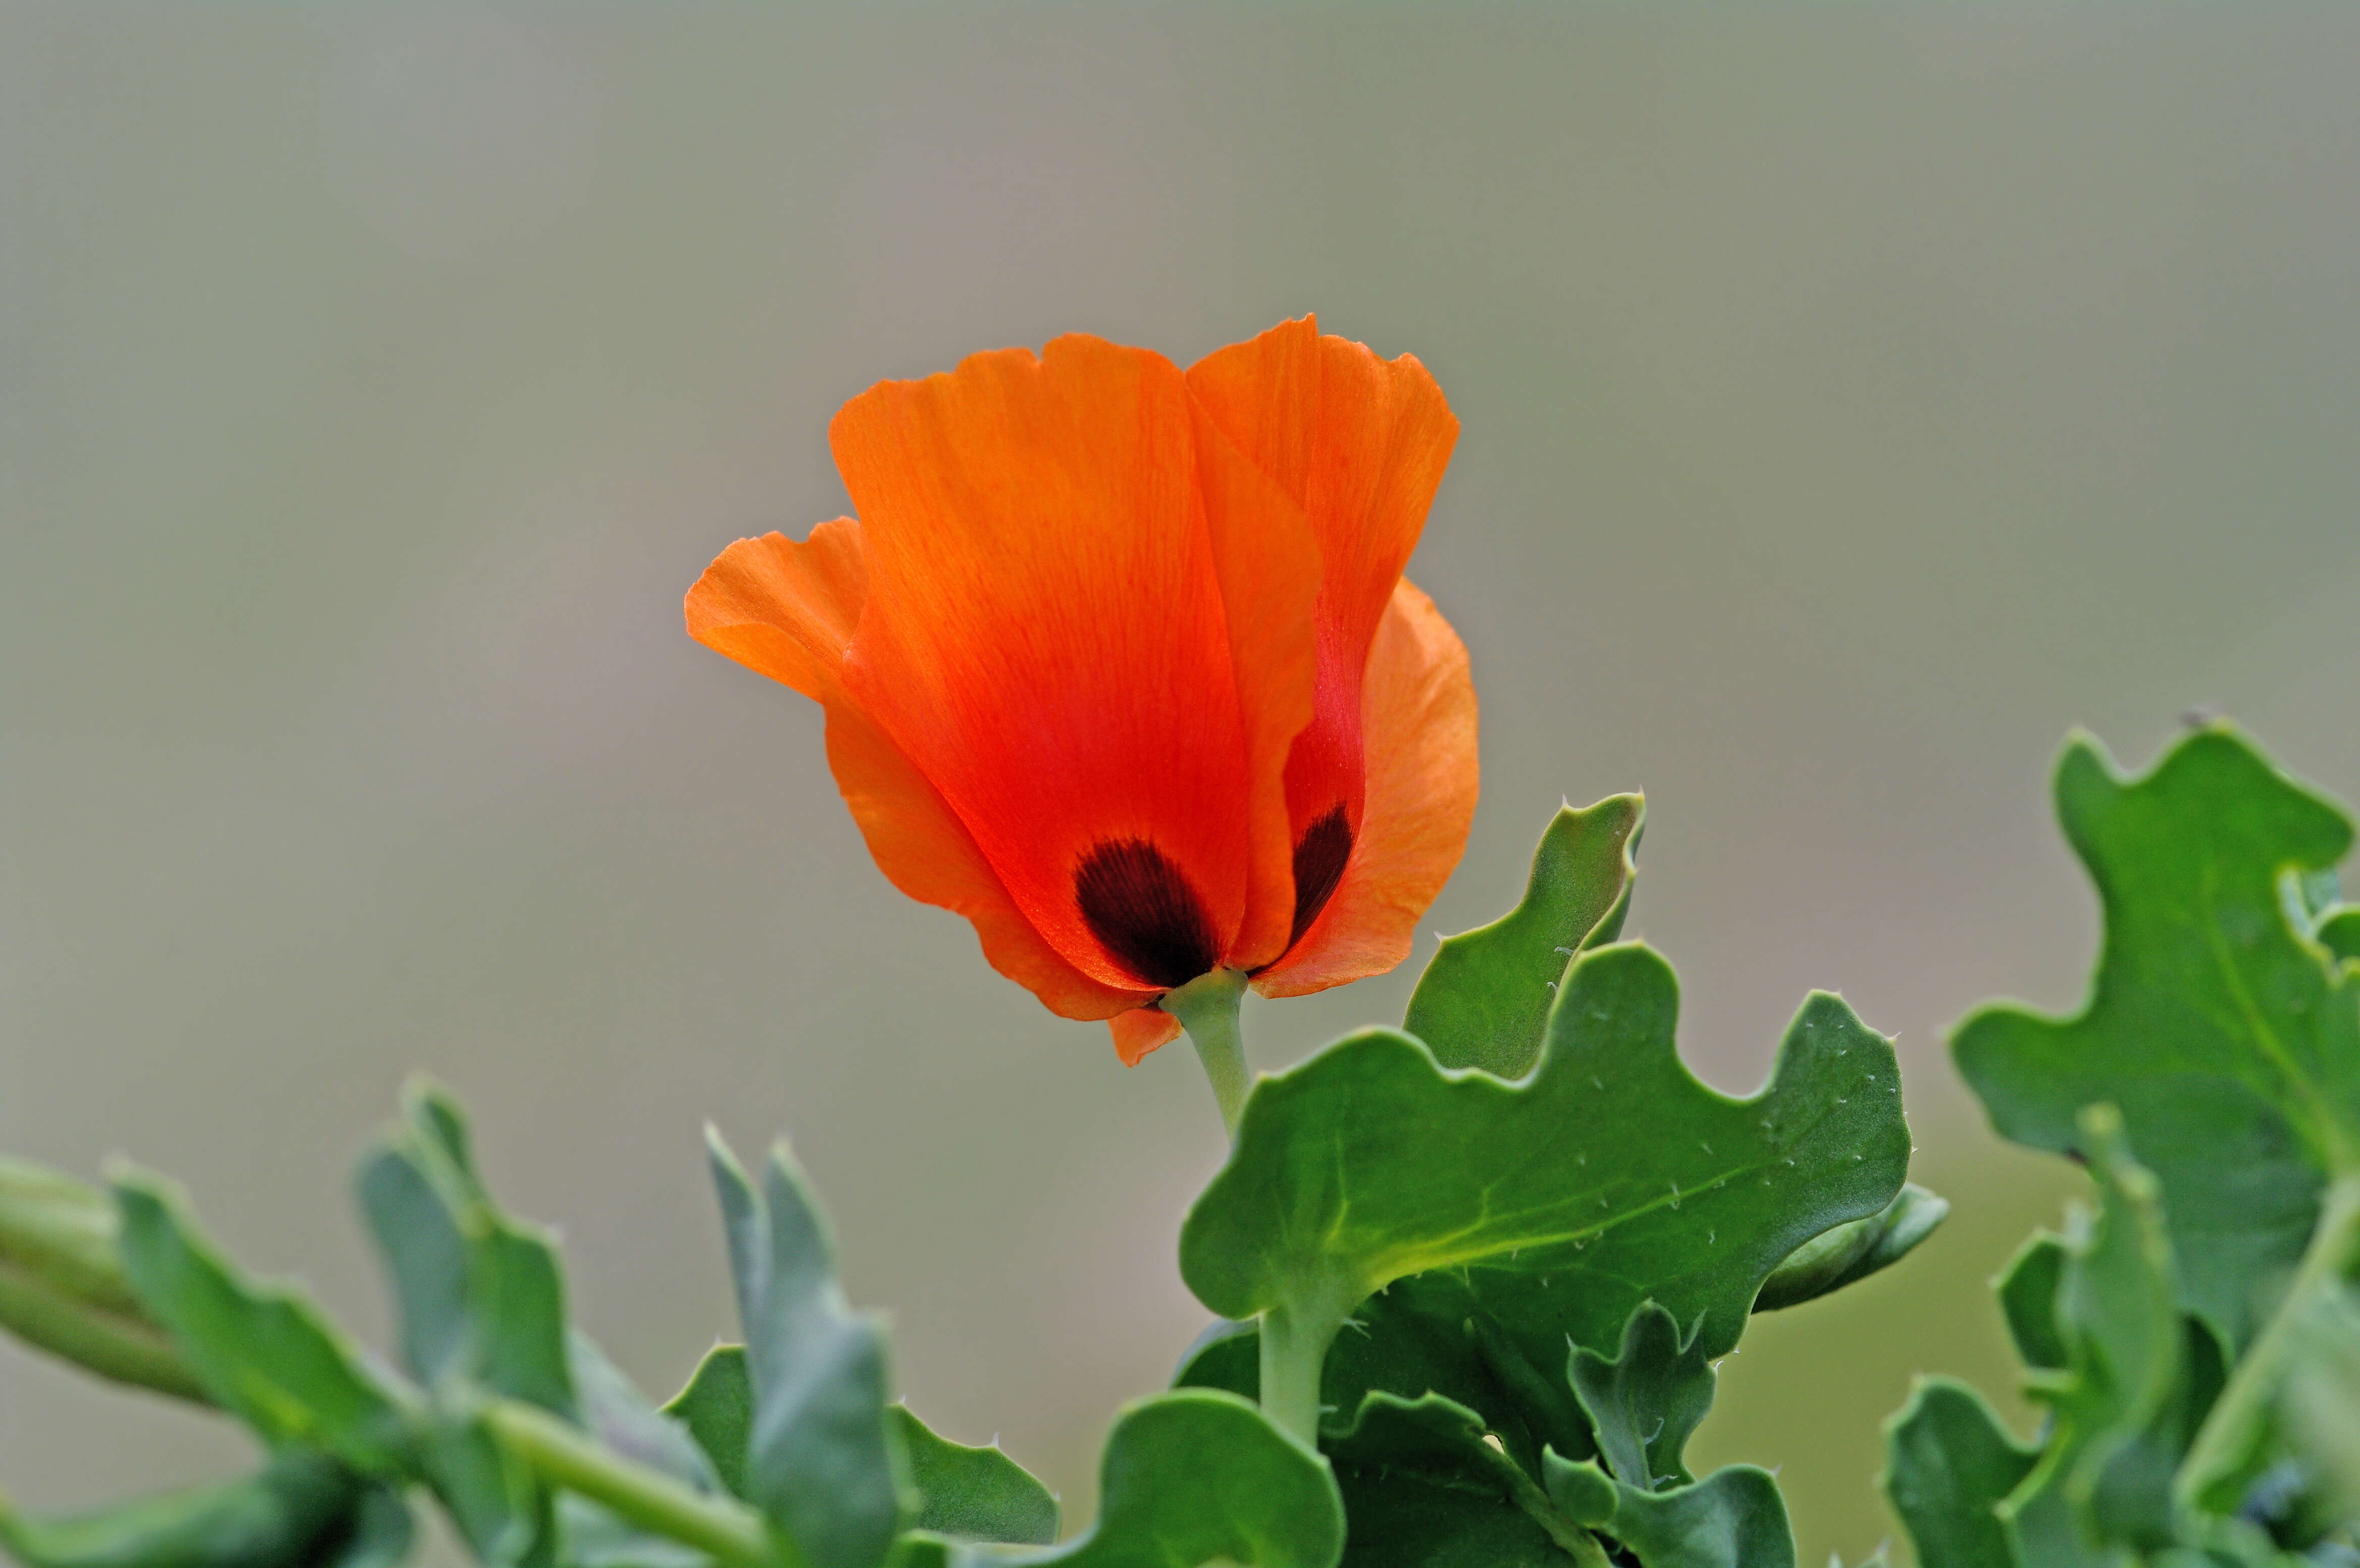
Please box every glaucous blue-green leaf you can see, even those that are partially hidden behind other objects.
[1403,795,1643,1079]
[569,1334,718,1494]
[0,1157,208,1406]
[1952,726,2359,1350]
[1881,1377,2039,1568]
[1568,1302,1715,1492]
[0,1452,408,1568]
[890,1407,1057,1546]
[109,1171,421,1475]
[1752,1183,1949,1313]
[1182,941,1909,1412]
[708,1131,910,1568]
[356,1082,573,1416]
[1543,1453,1794,1568]
[664,1344,754,1501]
[892,1392,1343,1568]
[423,1418,556,1568]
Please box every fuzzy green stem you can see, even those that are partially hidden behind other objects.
[1164,969,1251,1139]
[482,1398,784,1568]
[2179,1170,2360,1513]
[1258,1295,1349,1448]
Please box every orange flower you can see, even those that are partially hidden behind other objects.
[685,317,1477,1063]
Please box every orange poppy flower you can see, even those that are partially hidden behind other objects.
[685,316,1477,1064]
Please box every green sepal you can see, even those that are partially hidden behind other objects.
[1752,1184,1949,1313]
[0,1453,409,1568]
[1542,1453,1796,1568]
[1182,941,1910,1366]
[1568,1302,1715,1491]
[356,1081,573,1416]
[1994,1233,2070,1372]
[1952,726,2360,1351]
[108,1170,421,1476]
[0,1158,208,1406]
[890,1408,1058,1547]
[707,1131,911,1568]
[663,1344,755,1502]
[892,1391,1343,1568]
[1881,1377,2039,1568]
[1403,795,1644,1078]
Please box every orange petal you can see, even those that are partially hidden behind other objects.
[684,522,868,704]
[1185,317,1458,951]
[1191,408,1323,970]
[1108,1005,1184,1066]
[1254,578,1478,998]
[831,334,1316,994]
[686,522,1150,1021]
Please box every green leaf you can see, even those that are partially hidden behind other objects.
[2279,1281,2360,1513]
[1181,942,1910,1408]
[1568,1302,1715,1491]
[663,1344,754,1502]
[1881,1377,2039,1568]
[2001,1106,2196,1560]
[1543,1454,1795,1568]
[1952,726,2360,1350]
[708,1131,910,1568]
[1994,1233,2070,1372]
[1752,1183,1948,1313]
[569,1334,718,1494]
[896,1392,1343,1568]
[0,1157,209,1406]
[1322,1393,1602,1566]
[422,1417,555,1568]
[1403,795,1643,1079]
[356,1081,574,1415]
[891,1407,1058,1546]
[109,1170,420,1476]
[2318,907,2360,966]
[0,1453,406,1568]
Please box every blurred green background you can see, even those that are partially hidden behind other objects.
[4,8,2357,1563]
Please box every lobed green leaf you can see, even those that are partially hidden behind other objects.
[1403,794,1642,1079]
[709,1132,911,1568]
[1953,726,2360,1350]
[1183,941,1910,1365]
[893,1392,1342,1568]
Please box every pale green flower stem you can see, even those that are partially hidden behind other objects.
[1164,968,1251,1140]
[1164,968,1339,1452]
[482,1398,793,1568]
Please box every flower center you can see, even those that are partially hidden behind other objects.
[1288,803,1355,949]
[1074,839,1221,991]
